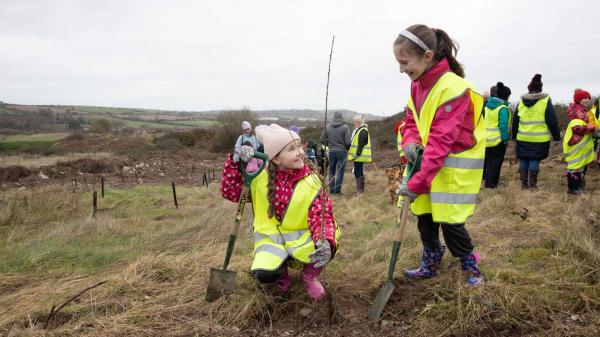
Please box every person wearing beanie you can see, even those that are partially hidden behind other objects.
[233,121,261,162]
[347,115,372,194]
[220,124,341,301]
[563,89,597,194]
[289,125,301,135]
[512,74,561,188]
[590,97,600,165]
[483,82,512,188]
[320,111,352,194]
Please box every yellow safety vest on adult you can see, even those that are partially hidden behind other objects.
[405,72,485,224]
[516,97,551,142]
[563,119,595,170]
[484,104,508,147]
[250,170,341,271]
[347,126,372,162]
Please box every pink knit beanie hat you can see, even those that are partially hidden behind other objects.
[255,124,300,160]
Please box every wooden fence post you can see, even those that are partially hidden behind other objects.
[92,191,97,218]
[101,176,105,198]
[172,181,179,209]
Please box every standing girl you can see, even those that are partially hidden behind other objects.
[483,82,512,188]
[393,24,485,286]
[220,124,340,300]
[563,89,596,194]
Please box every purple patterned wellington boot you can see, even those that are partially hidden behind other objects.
[460,252,484,286]
[403,245,446,279]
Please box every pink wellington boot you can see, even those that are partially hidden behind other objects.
[275,265,291,294]
[301,263,326,301]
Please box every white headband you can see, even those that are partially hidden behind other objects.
[400,30,430,52]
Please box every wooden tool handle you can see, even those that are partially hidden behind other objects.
[394,199,411,242]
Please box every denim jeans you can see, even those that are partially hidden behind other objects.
[328,150,347,194]
[519,159,540,172]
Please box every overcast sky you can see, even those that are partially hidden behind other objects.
[1,0,599,116]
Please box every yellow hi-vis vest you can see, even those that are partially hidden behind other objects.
[516,97,551,142]
[250,169,341,271]
[397,121,406,158]
[484,104,507,147]
[587,106,600,128]
[405,72,485,224]
[348,126,372,162]
[562,119,595,170]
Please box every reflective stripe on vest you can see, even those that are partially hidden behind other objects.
[484,104,506,147]
[516,97,551,142]
[250,170,341,271]
[405,72,484,224]
[348,126,372,162]
[562,119,595,170]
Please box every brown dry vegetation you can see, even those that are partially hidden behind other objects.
[1,154,600,336]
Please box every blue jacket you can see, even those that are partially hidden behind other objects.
[486,97,510,142]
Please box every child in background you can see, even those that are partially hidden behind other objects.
[242,141,262,173]
[305,139,318,165]
[220,124,340,300]
[483,82,511,188]
[393,24,485,286]
[563,89,597,194]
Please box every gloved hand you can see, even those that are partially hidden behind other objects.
[404,143,424,163]
[396,182,418,202]
[234,145,255,163]
[309,240,332,268]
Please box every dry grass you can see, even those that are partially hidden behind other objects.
[1,158,600,336]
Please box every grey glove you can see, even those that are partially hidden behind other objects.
[309,240,332,268]
[404,143,424,163]
[234,145,255,163]
[396,183,418,202]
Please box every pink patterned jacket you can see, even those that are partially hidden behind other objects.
[401,58,476,195]
[220,154,337,249]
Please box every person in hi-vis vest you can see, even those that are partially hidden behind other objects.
[347,115,372,193]
[393,24,485,286]
[564,89,597,194]
[220,124,340,301]
[511,74,561,189]
[483,82,511,188]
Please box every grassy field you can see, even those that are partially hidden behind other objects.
[0,133,70,153]
[1,160,599,336]
[86,114,183,129]
[161,120,220,127]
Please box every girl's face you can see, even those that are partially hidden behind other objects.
[272,139,305,170]
[580,98,592,109]
[393,44,434,81]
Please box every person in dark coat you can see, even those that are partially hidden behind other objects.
[320,111,351,194]
[511,74,561,188]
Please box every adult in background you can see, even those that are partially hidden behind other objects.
[483,82,511,188]
[347,115,372,194]
[320,111,351,194]
[512,74,560,188]
[233,121,260,162]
